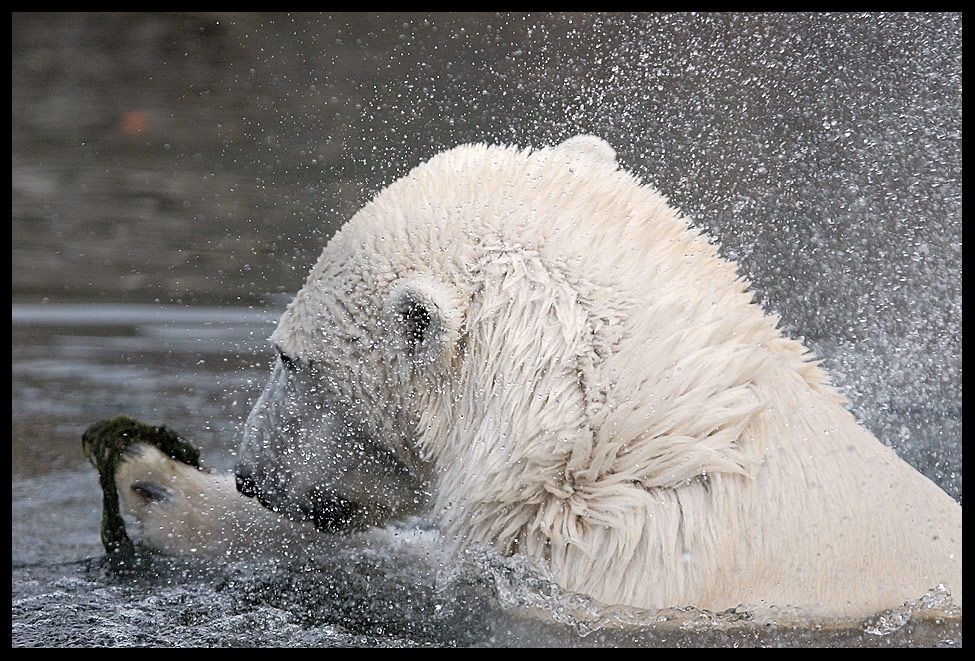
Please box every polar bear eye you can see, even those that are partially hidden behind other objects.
[275,345,299,370]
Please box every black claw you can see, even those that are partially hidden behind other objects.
[130,481,170,503]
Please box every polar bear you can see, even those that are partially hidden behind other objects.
[112,136,961,621]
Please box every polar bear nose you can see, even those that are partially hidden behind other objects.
[235,464,260,498]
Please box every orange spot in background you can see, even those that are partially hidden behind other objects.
[120,110,149,136]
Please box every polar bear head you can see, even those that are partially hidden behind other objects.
[235,136,809,551]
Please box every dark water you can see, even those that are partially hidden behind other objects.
[12,13,961,647]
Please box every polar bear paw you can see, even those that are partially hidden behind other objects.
[84,416,322,562]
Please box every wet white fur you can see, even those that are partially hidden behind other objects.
[117,136,962,620]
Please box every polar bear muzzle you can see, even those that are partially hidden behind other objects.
[235,344,430,534]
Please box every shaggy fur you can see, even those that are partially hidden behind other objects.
[117,136,962,620]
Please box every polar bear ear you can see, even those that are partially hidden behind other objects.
[552,135,618,167]
[385,274,466,364]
